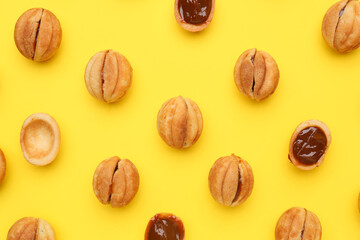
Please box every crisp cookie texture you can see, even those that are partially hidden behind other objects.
[208,154,254,207]
[85,50,132,103]
[174,0,215,32]
[20,113,61,166]
[288,119,331,171]
[157,96,203,149]
[14,8,62,62]
[275,207,322,240]
[7,217,55,240]
[93,156,139,207]
[234,48,279,101]
[0,149,6,185]
[322,0,360,53]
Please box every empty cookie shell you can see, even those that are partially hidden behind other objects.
[145,213,185,240]
[20,113,60,166]
[174,0,215,32]
[7,217,55,240]
[0,149,5,185]
[288,120,331,170]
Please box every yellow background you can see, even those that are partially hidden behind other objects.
[0,0,359,239]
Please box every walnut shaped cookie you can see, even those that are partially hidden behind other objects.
[234,48,279,101]
[85,50,132,103]
[157,96,203,149]
[208,154,254,207]
[322,0,360,53]
[275,207,322,240]
[14,8,62,62]
[7,217,55,240]
[93,156,139,207]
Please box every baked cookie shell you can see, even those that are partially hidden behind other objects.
[20,113,60,166]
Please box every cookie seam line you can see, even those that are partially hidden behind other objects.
[333,0,351,46]
[33,8,44,60]
[107,158,121,204]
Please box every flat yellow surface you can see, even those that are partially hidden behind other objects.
[0,0,359,239]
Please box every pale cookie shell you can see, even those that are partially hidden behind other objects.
[7,217,55,240]
[208,154,254,207]
[288,119,331,170]
[275,207,322,240]
[0,149,5,185]
[20,113,60,166]
[174,0,215,32]
[93,156,140,207]
[157,96,203,149]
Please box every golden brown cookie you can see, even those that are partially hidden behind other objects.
[208,154,254,207]
[234,48,279,101]
[85,50,132,103]
[93,156,139,207]
[157,96,203,149]
[7,217,55,240]
[322,0,360,53]
[275,207,322,240]
[14,8,62,62]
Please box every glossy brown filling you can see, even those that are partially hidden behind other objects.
[178,0,212,25]
[146,214,184,240]
[293,126,327,165]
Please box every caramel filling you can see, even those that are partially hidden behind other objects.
[293,127,327,165]
[146,214,184,240]
[178,0,212,25]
